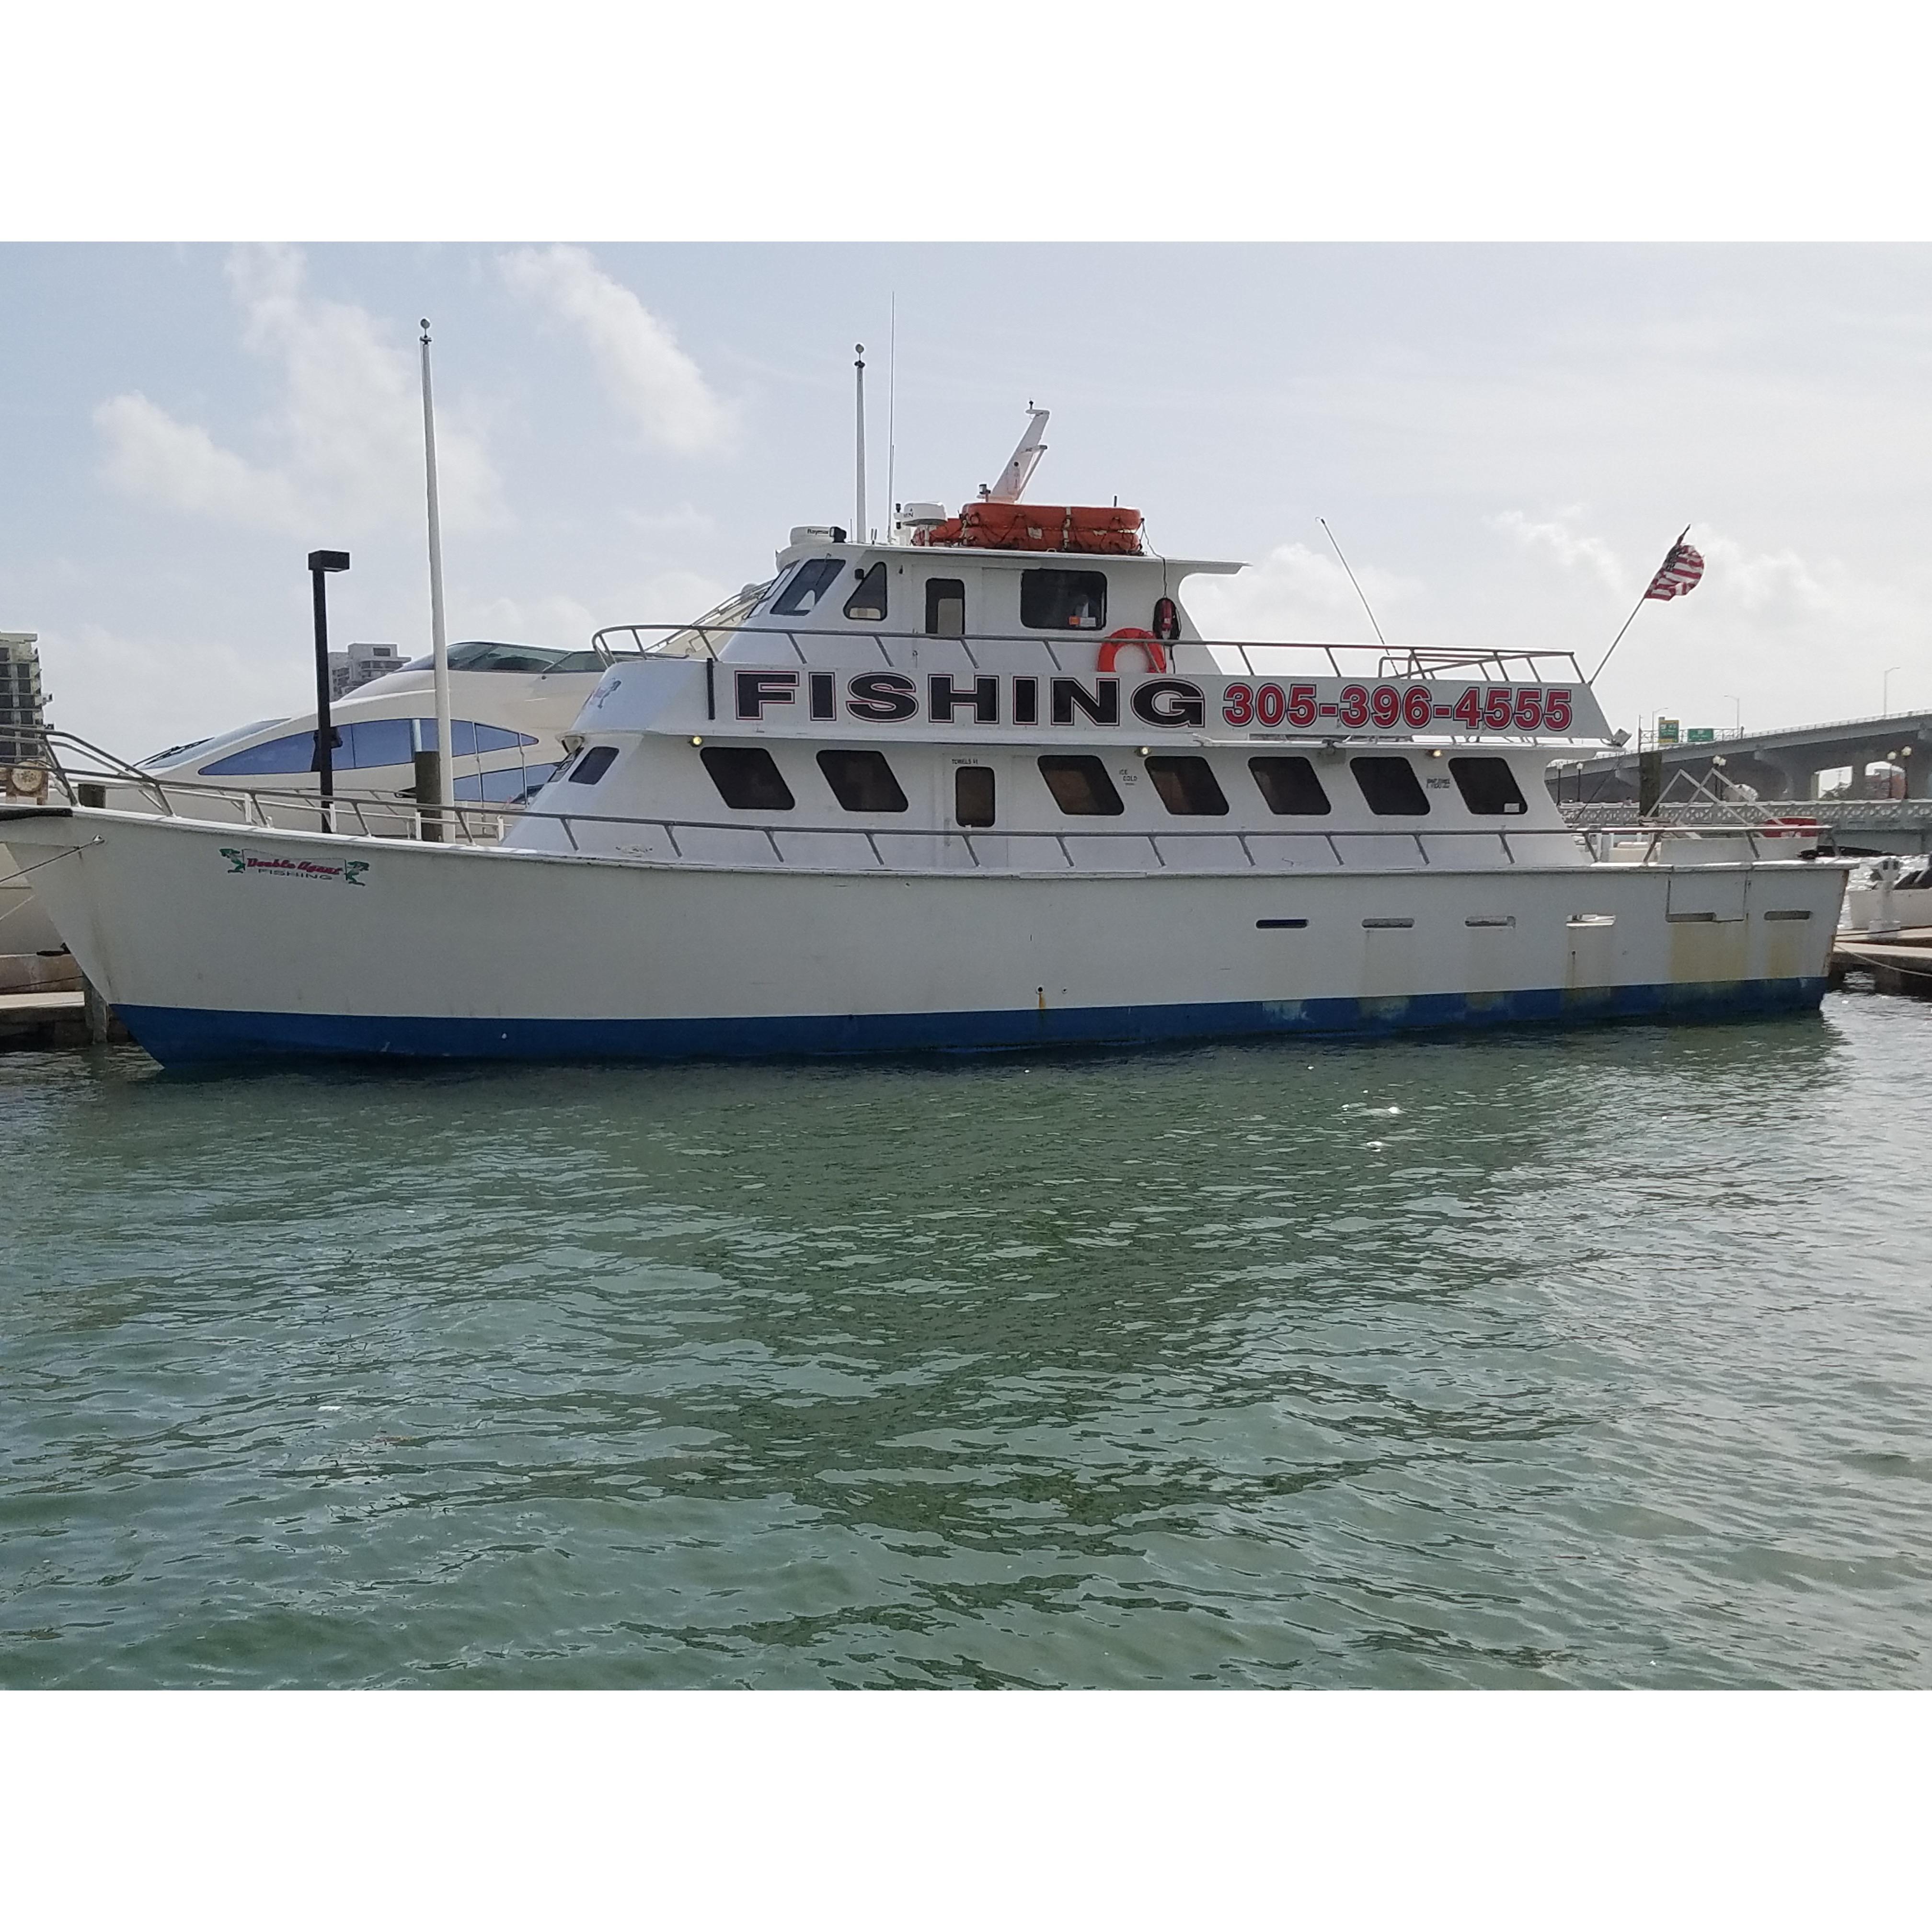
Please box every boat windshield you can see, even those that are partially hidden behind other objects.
[398,640,603,675]
[648,582,776,658]
[141,718,282,770]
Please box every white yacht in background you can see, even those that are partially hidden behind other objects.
[4,414,1848,1066]
[125,637,613,821]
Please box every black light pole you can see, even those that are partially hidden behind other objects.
[308,549,350,829]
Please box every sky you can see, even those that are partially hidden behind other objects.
[5,243,1932,759]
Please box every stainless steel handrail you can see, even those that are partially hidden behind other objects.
[589,621,1587,686]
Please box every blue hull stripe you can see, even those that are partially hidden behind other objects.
[115,978,1830,1067]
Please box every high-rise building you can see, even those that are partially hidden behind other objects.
[328,641,406,700]
[0,632,45,768]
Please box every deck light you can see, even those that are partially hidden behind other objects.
[307,549,350,830]
[690,736,704,746]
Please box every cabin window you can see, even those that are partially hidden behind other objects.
[1145,755,1229,816]
[770,557,845,617]
[197,716,537,777]
[843,562,888,621]
[955,766,995,827]
[459,762,559,803]
[925,578,966,637]
[1351,756,1431,816]
[701,745,794,810]
[1248,756,1331,816]
[1038,754,1124,816]
[568,745,620,786]
[817,748,908,812]
[1449,756,1528,815]
[1020,569,1108,631]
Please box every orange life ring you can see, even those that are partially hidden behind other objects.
[1097,628,1166,674]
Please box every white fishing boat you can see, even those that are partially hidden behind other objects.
[2,415,1848,1066]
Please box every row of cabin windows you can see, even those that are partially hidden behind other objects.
[768,559,1111,634]
[200,717,539,777]
[677,748,1528,820]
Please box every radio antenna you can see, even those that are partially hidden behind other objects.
[886,295,897,539]
[1320,518,1388,653]
[854,345,867,543]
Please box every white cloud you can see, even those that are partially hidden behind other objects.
[1489,508,1628,598]
[92,392,301,529]
[465,570,731,652]
[94,245,502,538]
[499,246,734,455]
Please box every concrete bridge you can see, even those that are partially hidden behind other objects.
[1551,710,1932,805]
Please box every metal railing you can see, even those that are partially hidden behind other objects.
[505,804,1597,875]
[1563,800,1932,829]
[16,728,522,845]
[590,621,1587,689]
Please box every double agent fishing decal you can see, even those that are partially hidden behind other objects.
[219,848,369,886]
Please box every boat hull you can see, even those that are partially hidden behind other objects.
[3,807,1848,1068]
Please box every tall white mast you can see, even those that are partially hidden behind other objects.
[886,297,897,536]
[854,344,867,543]
[419,318,454,838]
[987,405,1049,503]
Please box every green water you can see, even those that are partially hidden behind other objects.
[3,993,1930,1688]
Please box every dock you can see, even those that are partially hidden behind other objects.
[0,988,129,1050]
[1830,926,1932,997]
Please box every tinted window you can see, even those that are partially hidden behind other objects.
[955,766,995,827]
[343,717,413,769]
[817,748,908,812]
[1249,756,1331,816]
[201,730,320,776]
[1145,755,1228,816]
[926,578,966,637]
[771,557,845,616]
[569,746,620,786]
[1352,756,1431,815]
[1038,754,1124,816]
[457,762,559,803]
[702,746,794,810]
[1449,756,1528,815]
[1021,569,1107,631]
[414,719,540,756]
[843,562,888,621]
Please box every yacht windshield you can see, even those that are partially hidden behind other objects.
[398,641,584,674]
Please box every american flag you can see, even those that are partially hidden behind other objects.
[1644,540,1704,600]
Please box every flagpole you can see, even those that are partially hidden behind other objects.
[1591,526,1689,683]
[420,318,455,841]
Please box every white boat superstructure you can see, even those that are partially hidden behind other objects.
[3,425,1848,1066]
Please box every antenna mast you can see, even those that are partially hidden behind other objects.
[1320,518,1391,657]
[854,344,867,543]
[420,318,454,840]
[886,297,897,539]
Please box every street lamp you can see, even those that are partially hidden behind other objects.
[308,549,350,830]
[1723,694,1741,734]
[1883,665,1902,715]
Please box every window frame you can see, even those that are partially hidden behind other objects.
[1144,754,1230,817]
[1020,568,1109,632]
[1350,756,1432,816]
[925,577,966,638]
[1248,755,1333,817]
[843,561,888,622]
[816,747,909,814]
[954,765,995,827]
[1448,755,1530,816]
[700,744,795,811]
[770,557,847,618]
[1037,753,1125,816]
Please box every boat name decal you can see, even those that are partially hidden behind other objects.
[219,847,369,886]
[734,670,1581,736]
